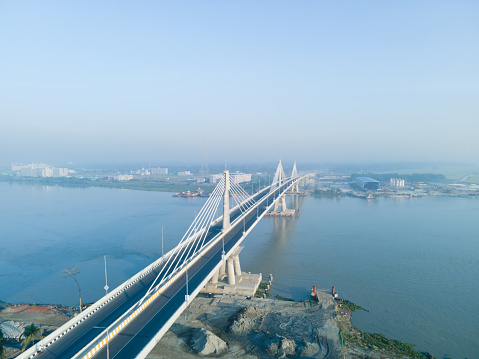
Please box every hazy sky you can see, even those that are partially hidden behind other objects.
[1,1,478,167]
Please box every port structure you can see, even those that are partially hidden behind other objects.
[18,161,306,359]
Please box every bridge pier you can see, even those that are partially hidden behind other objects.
[233,256,241,276]
[266,194,296,217]
[227,258,235,285]
[292,181,300,193]
[211,270,219,284]
[274,194,287,212]
[220,261,226,277]
[203,246,261,297]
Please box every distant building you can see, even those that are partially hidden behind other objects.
[209,173,223,184]
[210,171,251,184]
[231,172,251,183]
[114,174,133,181]
[131,168,150,176]
[12,163,68,178]
[356,177,380,191]
[178,171,192,176]
[54,168,68,176]
[390,178,405,187]
[151,167,168,175]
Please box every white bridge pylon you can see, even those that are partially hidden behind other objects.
[138,170,257,307]
[291,161,300,193]
[269,160,286,193]
[270,160,297,213]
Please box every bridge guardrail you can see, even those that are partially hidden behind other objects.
[17,246,180,359]
[74,177,302,358]
[20,176,304,359]
[71,182,284,358]
[133,180,291,357]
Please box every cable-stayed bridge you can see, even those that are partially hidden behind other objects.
[19,161,306,359]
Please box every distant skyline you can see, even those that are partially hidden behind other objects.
[1,1,478,167]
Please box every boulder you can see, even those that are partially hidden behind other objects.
[229,305,264,335]
[191,328,228,355]
[265,340,279,357]
[278,338,296,357]
[300,341,320,356]
[229,317,255,335]
[241,304,264,319]
[264,335,297,358]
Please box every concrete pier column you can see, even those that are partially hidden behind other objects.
[233,256,241,276]
[220,261,226,276]
[211,270,219,284]
[274,195,287,212]
[227,258,236,285]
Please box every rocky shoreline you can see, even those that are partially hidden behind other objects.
[1,292,433,359]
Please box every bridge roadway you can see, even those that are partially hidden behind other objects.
[32,179,294,359]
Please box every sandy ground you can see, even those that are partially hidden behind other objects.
[147,291,341,359]
[0,303,75,358]
[0,294,426,359]
[0,304,74,329]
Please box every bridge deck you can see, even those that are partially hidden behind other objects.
[27,179,296,359]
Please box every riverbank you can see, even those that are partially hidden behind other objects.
[0,293,434,359]
[0,175,211,193]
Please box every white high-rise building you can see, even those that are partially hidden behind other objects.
[390,178,405,187]
[230,172,251,184]
[12,163,68,178]
[209,172,251,184]
[151,167,168,175]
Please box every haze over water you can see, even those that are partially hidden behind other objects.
[1,182,478,358]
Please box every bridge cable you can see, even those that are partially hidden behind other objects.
[160,177,224,278]
[140,178,224,304]
[138,177,225,305]
[229,179,256,213]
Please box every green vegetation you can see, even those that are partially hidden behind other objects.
[337,299,432,358]
[275,295,294,301]
[338,300,363,312]
[258,283,268,290]
[0,327,5,359]
[255,282,271,298]
[351,173,447,184]
[342,330,429,359]
[93,180,206,193]
[375,164,479,182]
[254,290,271,298]
[21,323,43,352]
[0,176,213,193]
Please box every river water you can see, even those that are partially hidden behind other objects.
[0,182,477,358]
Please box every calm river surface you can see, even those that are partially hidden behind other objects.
[0,182,478,358]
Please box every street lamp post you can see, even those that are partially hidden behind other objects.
[185,265,190,302]
[94,326,110,359]
[104,256,109,295]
